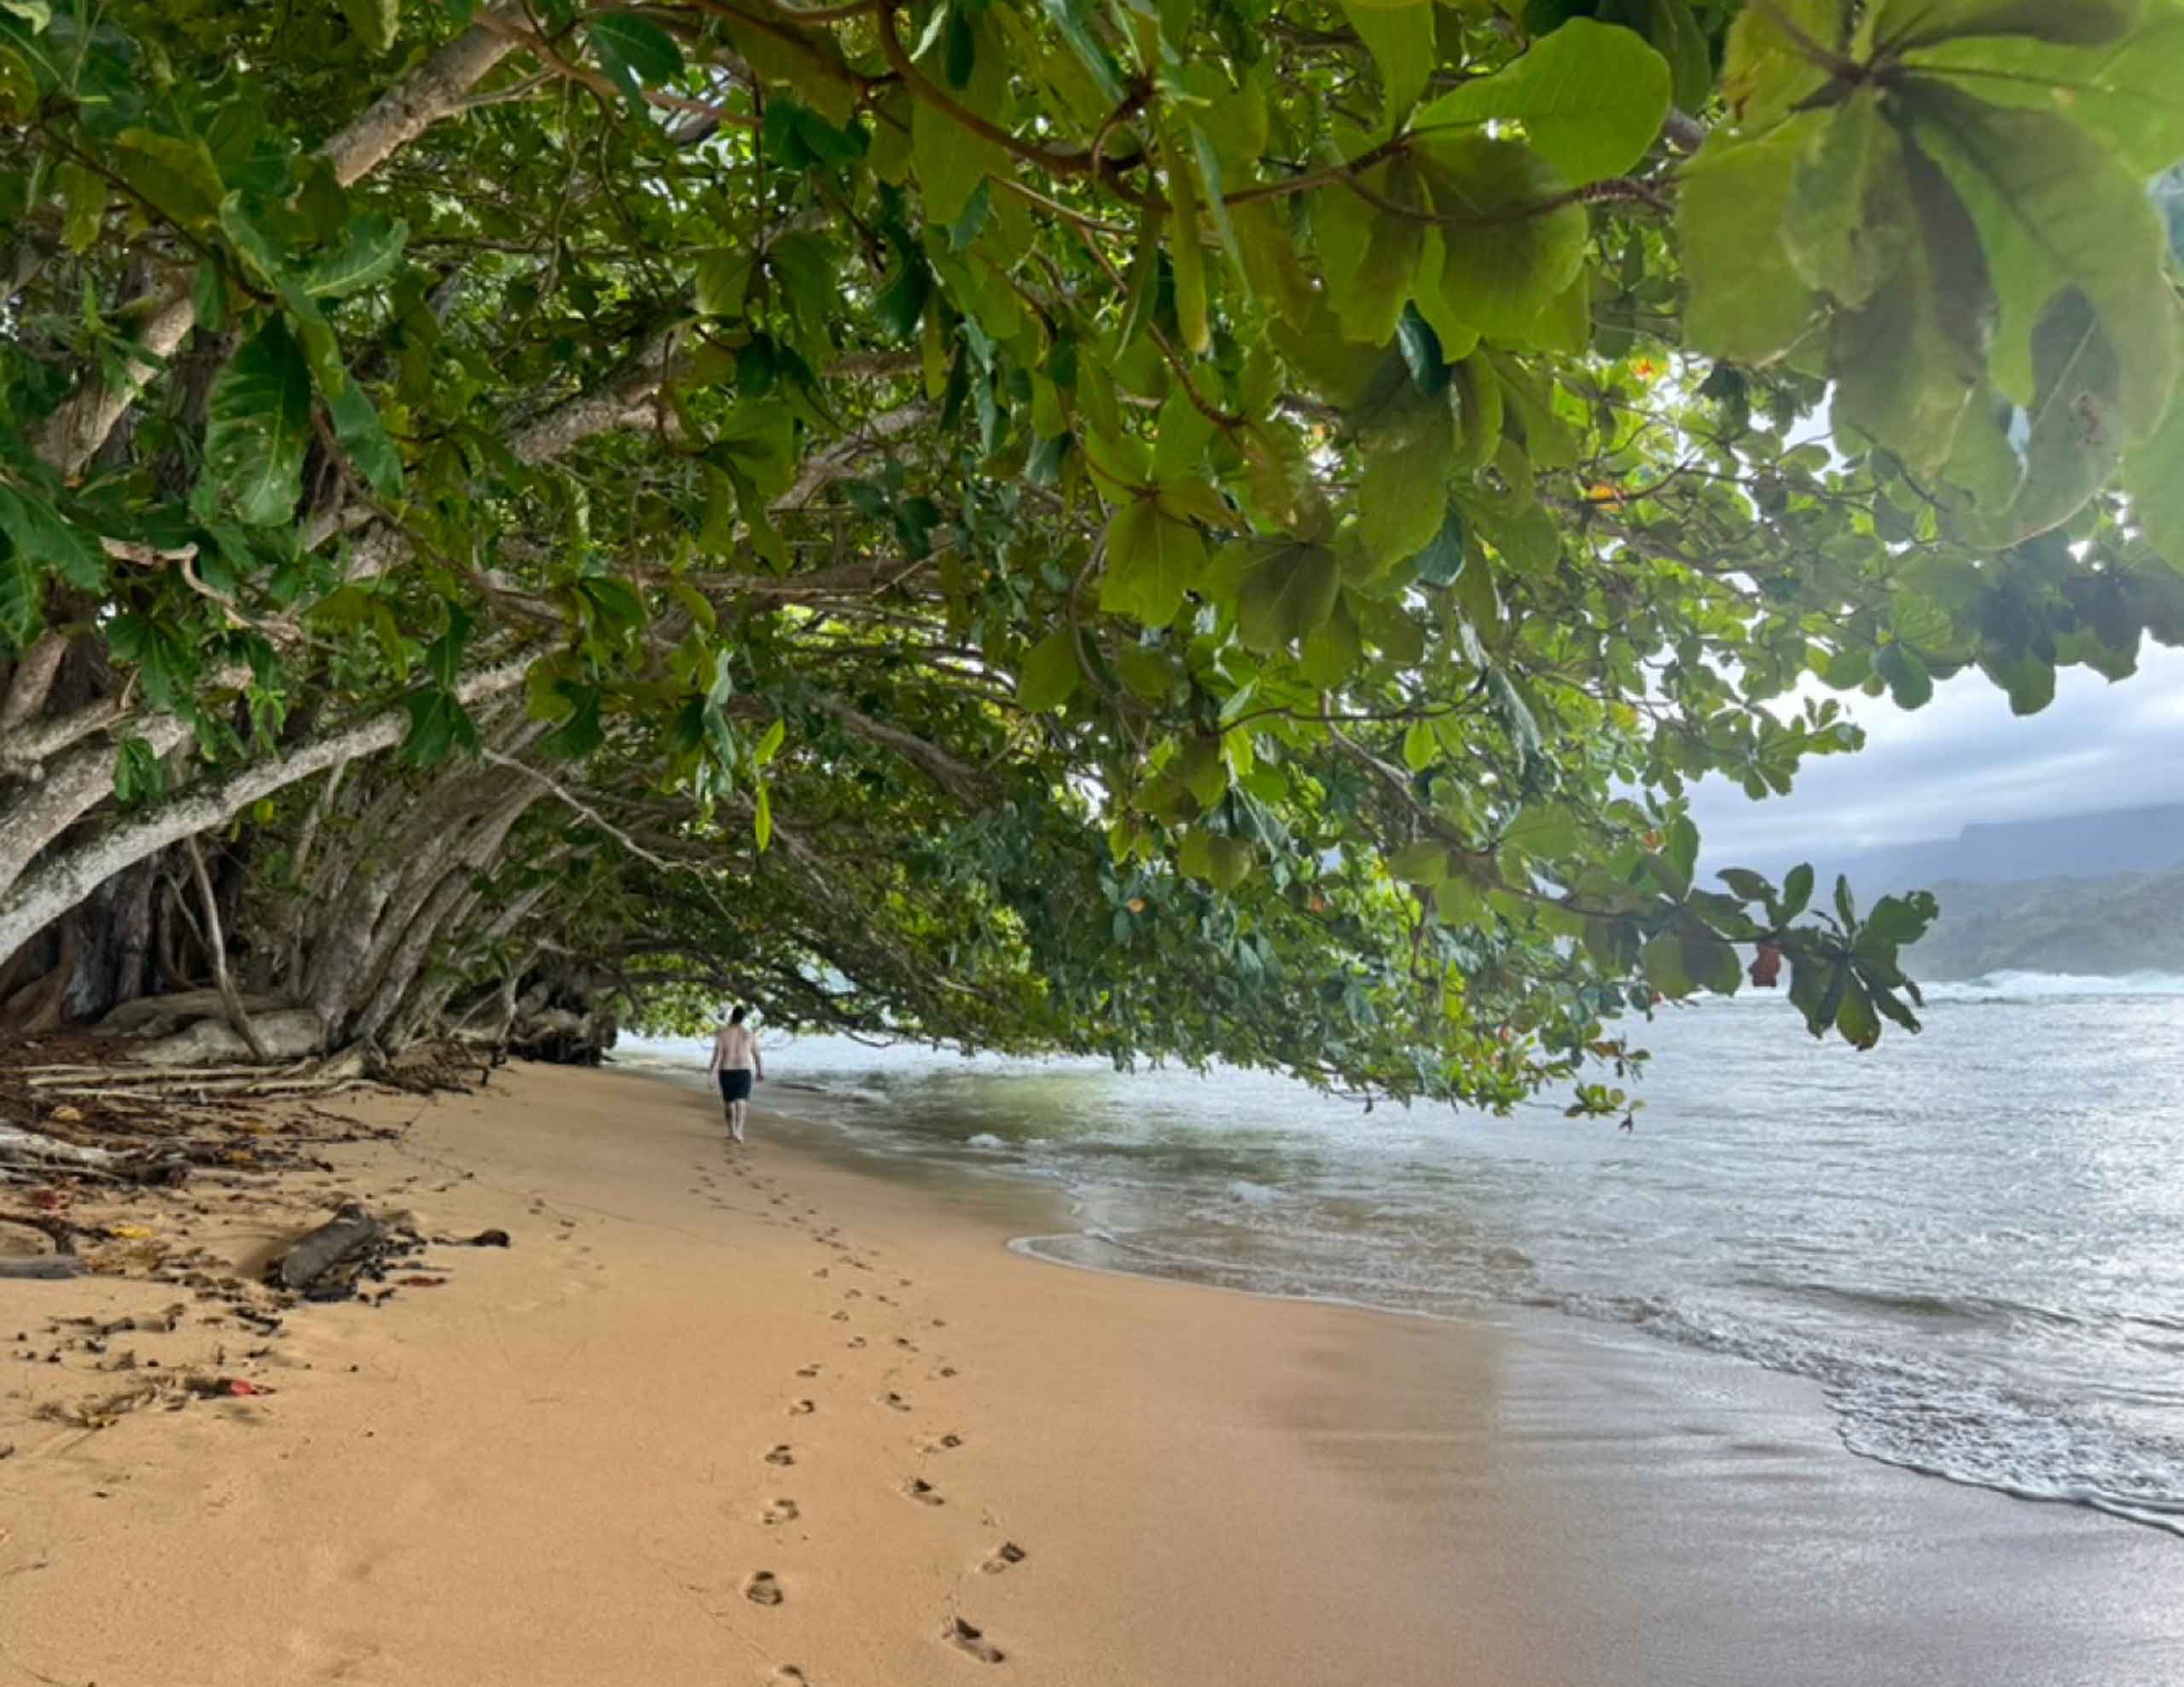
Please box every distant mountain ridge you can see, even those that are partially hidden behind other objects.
[1907,864,2184,981]
[1731,802,2184,899]
[1718,803,2184,981]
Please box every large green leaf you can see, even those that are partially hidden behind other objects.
[301,214,408,298]
[111,129,224,228]
[1419,17,1670,185]
[325,376,405,501]
[1909,84,2176,440]
[1101,497,1203,626]
[1873,0,2142,52]
[1177,828,1253,891]
[1678,120,1827,364]
[588,12,686,110]
[1018,626,1082,710]
[0,539,40,652]
[1412,137,1588,344]
[1827,146,1988,474]
[912,13,1012,224]
[1356,397,1453,567]
[2126,387,2184,567]
[1903,8,2184,176]
[1343,0,1435,121]
[0,485,102,590]
[1236,541,1340,652]
[1960,290,2128,546]
[1298,590,1364,687]
[337,0,398,54]
[0,44,36,123]
[199,316,313,526]
[1321,155,1426,346]
[1720,0,1839,129]
[1780,90,1905,311]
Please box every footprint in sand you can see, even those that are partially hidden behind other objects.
[944,1618,1005,1664]
[936,1366,959,1379]
[812,1268,829,1278]
[929,1434,963,1451]
[898,1278,914,1288]
[893,1338,918,1352]
[830,1311,851,1323]
[796,1364,822,1379]
[981,1543,1027,1575]
[788,1399,816,1416]
[844,1289,862,1300]
[765,1446,796,1467]
[775,1668,810,1684]
[764,1498,800,1525]
[879,1391,911,1412]
[932,1319,948,1329]
[903,1478,943,1506]
[846,1337,867,1350]
[745,1572,784,1607]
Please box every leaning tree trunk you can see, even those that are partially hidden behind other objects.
[343,785,539,1048]
[0,657,530,972]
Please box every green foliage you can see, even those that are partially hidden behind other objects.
[4,0,2182,1102]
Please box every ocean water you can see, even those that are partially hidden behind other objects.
[624,970,2184,1533]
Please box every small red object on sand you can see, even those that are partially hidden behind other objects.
[227,1381,270,1397]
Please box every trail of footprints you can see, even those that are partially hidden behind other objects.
[700,1140,1019,1675]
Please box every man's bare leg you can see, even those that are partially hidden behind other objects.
[731,1099,747,1143]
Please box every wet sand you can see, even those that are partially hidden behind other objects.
[3,1062,2181,1684]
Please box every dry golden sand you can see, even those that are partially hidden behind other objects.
[5,1062,2184,1686]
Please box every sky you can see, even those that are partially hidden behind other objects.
[1686,643,2184,862]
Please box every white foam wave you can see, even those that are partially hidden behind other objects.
[1920,969,2184,1002]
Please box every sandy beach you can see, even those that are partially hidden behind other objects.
[5,1061,2182,1686]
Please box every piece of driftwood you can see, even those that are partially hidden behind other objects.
[0,1126,115,1169]
[0,1257,90,1280]
[270,1202,383,1294]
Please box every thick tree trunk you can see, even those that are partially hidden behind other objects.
[60,854,160,1022]
[0,715,195,899]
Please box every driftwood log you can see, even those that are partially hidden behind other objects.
[0,1125,115,1169]
[270,1202,384,1294]
[0,1257,90,1280]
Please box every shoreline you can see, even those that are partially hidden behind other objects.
[4,1061,2181,1684]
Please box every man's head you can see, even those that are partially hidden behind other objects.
[730,1005,748,1026]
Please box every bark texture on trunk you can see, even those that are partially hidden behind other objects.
[0,659,528,970]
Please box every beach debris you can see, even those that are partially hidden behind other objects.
[744,1571,784,1606]
[0,1258,90,1280]
[0,1126,116,1172]
[37,1370,275,1428]
[268,1202,426,1300]
[944,1617,1005,1664]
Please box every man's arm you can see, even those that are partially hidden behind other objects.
[706,1027,723,1080]
[753,1037,764,1081]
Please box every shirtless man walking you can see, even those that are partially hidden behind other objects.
[707,1005,764,1143]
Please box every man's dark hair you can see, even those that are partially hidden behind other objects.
[730,1005,748,1025]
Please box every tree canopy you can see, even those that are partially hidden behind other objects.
[1,0,2181,1107]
